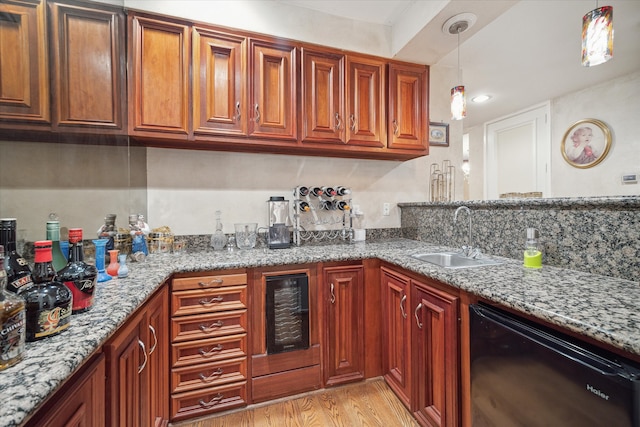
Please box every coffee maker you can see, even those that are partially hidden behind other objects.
[267,196,291,249]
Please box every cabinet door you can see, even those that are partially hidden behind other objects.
[147,286,170,425]
[193,27,246,137]
[128,14,190,139]
[388,63,428,151]
[412,281,459,427]
[345,55,385,147]
[105,309,149,427]
[28,354,106,427]
[301,48,344,144]
[0,0,49,126]
[249,39,297,141]
[323,265,364,386]
[380,267,412,409]
[48,1,126,134]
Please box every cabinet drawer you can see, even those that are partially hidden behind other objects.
[172,286,247,317]
[172,310,247,343]
[172,334,247,368]
[173,273,247,291]
[171,357,247,394]
[171,381,248,422]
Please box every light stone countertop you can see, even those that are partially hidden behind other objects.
[1,238,639,427]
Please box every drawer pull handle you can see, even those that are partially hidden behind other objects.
[148,325,158,354]
[137,339,148,374]
[199,296,224,305]
[198,278,224,287]
[400,294,408,319]
[414,302,423,329]
[199,393,224,408]
[199,344,224,357]
[199,368,224,382]
[199,321,225,332]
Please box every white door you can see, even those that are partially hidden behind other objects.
[485,103,551,199]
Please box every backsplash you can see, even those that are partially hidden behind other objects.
[399,196,640,281]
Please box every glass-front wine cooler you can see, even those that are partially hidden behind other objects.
[265,273,310,354]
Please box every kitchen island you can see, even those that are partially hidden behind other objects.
[1,238,639,427]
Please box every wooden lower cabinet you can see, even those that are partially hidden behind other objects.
[170,270,249,422]
[381,265,460,427]
[322,263,365,386]
[25,353,106,427]
[104,286,169,427]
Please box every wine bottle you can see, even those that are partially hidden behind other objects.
[333,200,351,211]
[322,186,337,197]
[46,220,67,272]
[57,229,98,313]
[298,201,311,212]
[0,245,26,371]
[310,187,323,197]
[0,219,34,294]
[20,241,73,341]
[297,186,309,197]
[336,186,351,196]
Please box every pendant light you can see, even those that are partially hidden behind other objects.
[443,14,475,121]
[582,3,613,67]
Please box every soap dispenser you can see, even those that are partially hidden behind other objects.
[523,227,542,269]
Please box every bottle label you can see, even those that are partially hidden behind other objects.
[65,279,95,295]
[0,311,25,363]
[34,304,72,338]
[8,273,33,293]
[65,279,95,312]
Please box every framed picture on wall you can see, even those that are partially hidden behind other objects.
[561,118,612,169]
[429,122,449,147]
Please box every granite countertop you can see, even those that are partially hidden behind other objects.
[2,238,639,427]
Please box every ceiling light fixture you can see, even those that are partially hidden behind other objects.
[472,95,492,103]
[582,2,613,67]
[443,14,475,121]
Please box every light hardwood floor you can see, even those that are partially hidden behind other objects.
[172,378,419,427]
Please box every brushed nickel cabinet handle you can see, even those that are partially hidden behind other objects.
[198,278,224,287]
[393,119,399,136]
[335,113,342,131]
[350,114,357,132]
[199,344,224,357]
[235,101,241,122]
[199,320,224,332]
[137,339,148,374]
[400,294,407,319]
[199,368,224,382]
[255,103,260,123]
[199,393,224,408]
[414,302,423,329]
[199,296,224,305]
[148,325,158,354]
[330,283,336,304]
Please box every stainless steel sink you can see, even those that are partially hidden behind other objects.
[410,252,502,269]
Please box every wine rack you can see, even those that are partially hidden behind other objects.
[292,186,353,246]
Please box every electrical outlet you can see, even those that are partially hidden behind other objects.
[383,203,391,216]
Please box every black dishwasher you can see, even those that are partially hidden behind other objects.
[470,303,640,427]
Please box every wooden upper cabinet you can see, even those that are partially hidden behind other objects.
[346,55,385,147]
[192,27,247,137]
[249,39,297,141]
[301,48,344,144]
[49,0,126,133]
[388,62,429,151]
[128,13,190,139]
[0,0,49,127]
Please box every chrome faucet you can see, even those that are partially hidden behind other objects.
[454,206,480,258]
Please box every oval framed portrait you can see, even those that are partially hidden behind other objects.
[561,118,612,169]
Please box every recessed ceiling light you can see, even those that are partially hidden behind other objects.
[472,95,492,103]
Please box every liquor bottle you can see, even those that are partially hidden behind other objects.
[57,229,98,313]
[0,218,34,294]
[211,210,226,250]
[310,186,323,197]
[0,245,26,371]
[297,186,309,197]
[336,186,351,196]
[298,201,311,212]
[20,241,73,341]
[322,186,337,197]
[46,219,67,272]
